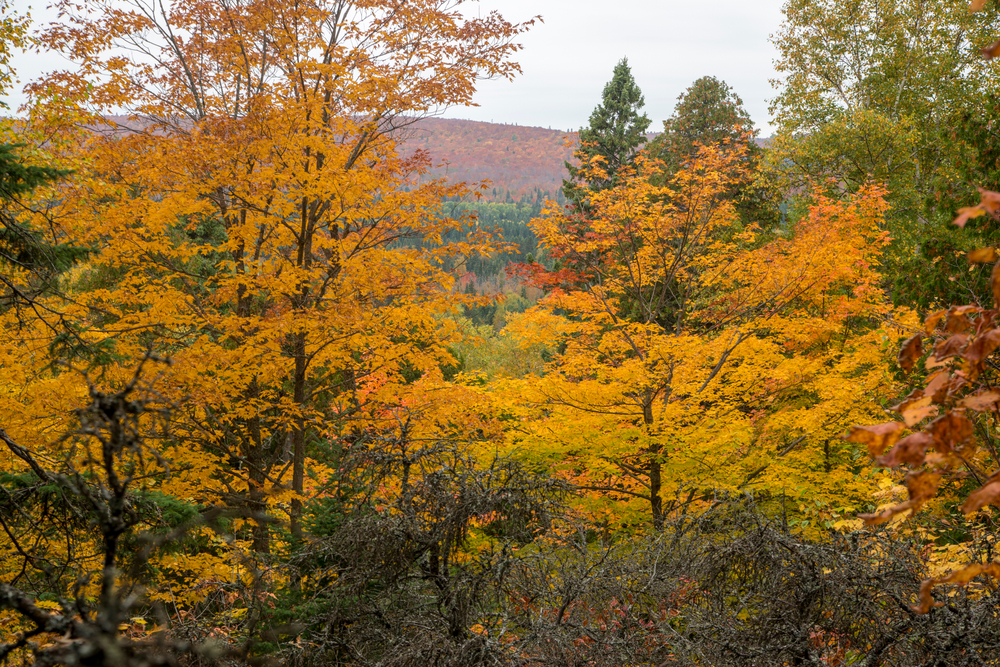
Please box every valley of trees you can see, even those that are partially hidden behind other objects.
[5,0,1000,665]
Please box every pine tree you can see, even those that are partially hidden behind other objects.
[562,58,650,208]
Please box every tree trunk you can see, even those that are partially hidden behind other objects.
[643,395,663,530]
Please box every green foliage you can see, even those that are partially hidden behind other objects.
[648,76,756,170]
[563,57,651,207]
[451,315,549,379]
[648,76,779,229]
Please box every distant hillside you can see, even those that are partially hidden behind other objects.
[402,118,579,202]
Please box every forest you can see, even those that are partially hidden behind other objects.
[4,0,1000,665]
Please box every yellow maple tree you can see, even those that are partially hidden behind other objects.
[500,146,916,530]
[0,0,533,584]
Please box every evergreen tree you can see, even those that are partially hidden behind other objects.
[562,57,650,208]
[648,76,757,172]
[648,76,779,228]
[0,145,78,310]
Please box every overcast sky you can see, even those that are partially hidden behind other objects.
[446,0,787,136]
[6,0,787,136]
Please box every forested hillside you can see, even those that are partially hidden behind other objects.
[402,118,578,201]
[6,0,1000,665]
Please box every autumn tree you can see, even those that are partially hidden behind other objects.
[648,75,777,227]
[2,0,534,564]
[0,2,78,309]
[562,57,650,209]
[767,0,1000,285]
[505,144,912,530]
[648,76,756,169]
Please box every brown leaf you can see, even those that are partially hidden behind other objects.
[981,187,1000,214]
[927,412,974,453]
[969,246,998,263]
[969,0,988,11]
[891,388,924,413]
[925,309,947,334]
[934,333,968,360]
[898,334,922,373]
[959,389,1000,412]
[925,355,949,370]
[878,431,936,467]
[892,393,932,424]
[859,501,914,526]
[906,470,941,507]
[956,206,986,228]
[913,563,1000,613]
[963,480,1000,514]
[844,422,905,458]
[993,260,1000,312]
[964,328,1000,365]
[901,405,938,428]
[924,371,951,402]
[944,308,972,333]
[912,578,944,614]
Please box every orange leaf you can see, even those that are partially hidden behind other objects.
[890,388,925,413]
[959,389,1000,412]
[844,422,905,458]
[878,431,935,467]
[927,411,974,453]
[900,405,938,428]
[924,371,951,402]
[898,334,922,373]
[964,328,1000,365]
[962,471,1000,514]
[913,563,1000,613]
[955,206,986,228]
[934,333,968,360]
[906,470,942,506]
[968,246,998,263]
[924,309,947,334]
[969,0,988,11]
[992,261,1000,310]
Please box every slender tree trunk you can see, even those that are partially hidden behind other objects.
[290,333,307,541]
[289,193,314,540]
[644,395,663,530]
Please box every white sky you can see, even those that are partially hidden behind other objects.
[5,0,787,136]
[446,0,787,135]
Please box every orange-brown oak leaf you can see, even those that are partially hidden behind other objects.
[924,371,951,402]
[913,563,1000,613]
[925,309,947,334]
[927,412,974,453]
[964,328,1000,365]
[898,334,922,373]
[959,390,1000,412]
[845,422,905,458]
[878,431,936,467]
[935,333,968,360]
[968,247,998,263]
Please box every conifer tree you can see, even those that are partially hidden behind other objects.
[562,58,650,208]
[648,76,778,227]
[649,76,758,172]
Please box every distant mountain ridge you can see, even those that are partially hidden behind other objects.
[92,115,764,204]
[401,118,581,202]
